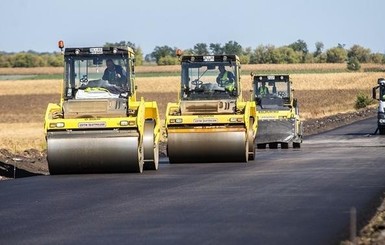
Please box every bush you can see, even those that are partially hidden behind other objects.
[347,57,361,71]
[158,55,179,65]
[355,92,373,109]
[239,54,250,64]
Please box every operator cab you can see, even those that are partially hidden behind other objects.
[180,55,240,101]
[254,75,291,110]
[62,47,134,100]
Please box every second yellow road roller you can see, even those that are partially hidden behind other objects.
[165,52,258,163]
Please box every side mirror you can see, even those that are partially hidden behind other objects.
[293,98,298,108]
[372,86,379,100]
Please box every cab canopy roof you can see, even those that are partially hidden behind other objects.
[64,46,134,57]
[181,54,239,63]
[253,75,290,83]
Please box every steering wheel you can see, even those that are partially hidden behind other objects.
[80,75,88,84]
[191,79,203,86]
[278,91,286,97]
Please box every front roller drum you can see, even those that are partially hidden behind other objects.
[143,120,159,170]
[47,130,143,174]
[167,129,248,163]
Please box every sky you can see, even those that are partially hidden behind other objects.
[0,0,384,56]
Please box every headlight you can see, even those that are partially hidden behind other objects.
[229,118,243,122]
[49,122,65,128]
[120,120,135,126]
[379,119,385,124]
[170,118,183,123]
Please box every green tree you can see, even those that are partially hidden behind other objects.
[46,53,64,67]
[0,54,11,67]
[347,44,371,63]
[314,41,324,58]
[223,41,243,56]
[209,43,223,55]
[370,53,385,64]
[326,47,347,63]
[11,53,45,67]
[239,55,250,64]
[192,43,209,55]
[250,45,275,64]
[158,55,179,65]
[272,46,301,64]
[151,45,175,64]
[288,39,308,62]
[240,47,253,64]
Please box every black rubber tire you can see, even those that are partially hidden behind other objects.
[257,144,266,149]
[269,143,278,149]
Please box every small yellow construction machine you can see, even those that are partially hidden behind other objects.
[165,53,257,163]
[44,41,160,174]
[251,74,302,149]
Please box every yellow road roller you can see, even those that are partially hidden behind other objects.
[165,53,257,163]
[44,41,160,174]
[251,74,302,149]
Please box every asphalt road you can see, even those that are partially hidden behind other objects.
[0,117,384,245]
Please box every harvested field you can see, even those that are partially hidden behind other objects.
[0,63,384,75]
[0,94,59,123]
[0,72,381,151]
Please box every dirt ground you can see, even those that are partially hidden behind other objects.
[0,108,384,244]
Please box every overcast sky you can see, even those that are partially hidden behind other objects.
[0,0,384,55]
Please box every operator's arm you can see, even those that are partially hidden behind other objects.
[117,66,127,83]
[229,72,235,83]
[216,74,221,83]
[102,69,108,80]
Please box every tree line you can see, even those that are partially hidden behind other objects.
[0,40,384,68]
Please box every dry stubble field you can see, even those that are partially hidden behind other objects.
[0,64,383,152]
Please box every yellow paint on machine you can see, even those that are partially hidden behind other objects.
[167,127,246,134]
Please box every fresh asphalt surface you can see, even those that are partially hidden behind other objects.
[0,117,384,245]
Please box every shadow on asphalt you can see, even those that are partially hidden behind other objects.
[0,161,43,179]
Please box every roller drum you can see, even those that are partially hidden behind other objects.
[256,119,296,144]
[167,129,248,163]
[47,130,143,174]
[143,120,159,170]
